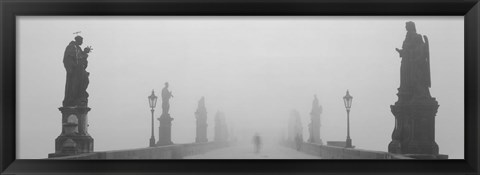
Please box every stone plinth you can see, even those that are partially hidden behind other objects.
[195,122,208,143]
[389,98,440,155]
[309,111,322,144]
[157,113,174,146]
[49,106,93,158]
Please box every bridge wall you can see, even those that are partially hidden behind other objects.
[50,141,229,159]
[283,141,412,159]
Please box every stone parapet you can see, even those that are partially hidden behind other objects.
[282,141,412,159]
[49,141,230,159]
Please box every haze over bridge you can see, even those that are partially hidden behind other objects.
[47,21,449,160]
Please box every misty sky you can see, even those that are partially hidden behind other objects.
[16,16,463,159]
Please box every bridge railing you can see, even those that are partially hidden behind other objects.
[49,141,230,159]
[282,141,412,159]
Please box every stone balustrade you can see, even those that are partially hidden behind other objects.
[282,141,412,159]
[49,141,229,159]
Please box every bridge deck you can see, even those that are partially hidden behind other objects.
[184,142,322,159]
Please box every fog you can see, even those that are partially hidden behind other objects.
[17,16,463,159]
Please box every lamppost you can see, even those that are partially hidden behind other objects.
[148,90,158,147]
[343,90,353,148]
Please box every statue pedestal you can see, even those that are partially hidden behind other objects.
[310,114,323,145]
[157,113,173,146]
[195,122,208,143]
[389,98,440,156]
[149,136,156,147]
[49,106,93,158]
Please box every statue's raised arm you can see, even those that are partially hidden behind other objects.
[395,48,403,57]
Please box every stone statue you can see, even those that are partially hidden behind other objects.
[389,22,442,158]
[161,82,173,114]
[62,35,92,107]
[395,21,432,102]
[157,82,174,146]
[195,96,208,143]
[311,95,322,114]
[309,95,323,144]
[51,34,94,158]
[197,96,205,112]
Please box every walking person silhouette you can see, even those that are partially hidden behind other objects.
[253,133,262,154]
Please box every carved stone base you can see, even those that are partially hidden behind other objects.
[49,106,93,158]
[157,113,174,146]
[315,139,323,145]
[149,136,156,147]
[308,136,323,145]
[310,115,322,145]
[49,135,94,158]
[389,98,441,156]
[195,122,208,143]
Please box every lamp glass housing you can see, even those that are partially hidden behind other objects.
[148,90,158,109]
[343,90,353,110]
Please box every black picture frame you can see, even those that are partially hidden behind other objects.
[1,0,479,174]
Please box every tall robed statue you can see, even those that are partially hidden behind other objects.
[63,35,93,107]
[51,34,95,158]
[161,82,173,114]
[395,21,432,102]
[389,21,443,158]
[309,95,322,144]
[198,96,205,110]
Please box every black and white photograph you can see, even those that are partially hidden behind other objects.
[16,16,463,159]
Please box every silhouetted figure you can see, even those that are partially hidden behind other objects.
[295,134,302,151]
[161,82,173,114]
[395,21,432,102]
[62,35,92,107]
[253,133,262,154]
[389,21,442,158]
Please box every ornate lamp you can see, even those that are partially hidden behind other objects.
[148,90,158,147]
[343,90,353,111]
[343,90,353,148]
